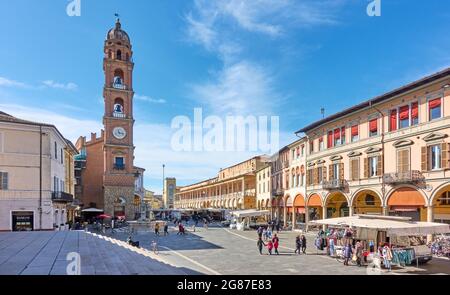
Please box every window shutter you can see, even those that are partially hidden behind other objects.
[313,168,319,185]
[442,143,449,169]
[339,163,345,180]
[364,158,369,179]
[323,166,327,182]
[329,164,334,180]
[421,146,428,172]
[377,155,383,176]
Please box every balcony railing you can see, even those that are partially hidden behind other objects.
[52,191,74,203]
[322,179,348,190]
[114,164,125,170]
[112,83,127,90]
[112,111,126,118]
[383,170,424,185]
[272,188,284,196]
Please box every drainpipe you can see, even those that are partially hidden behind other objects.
[369,102,386,214]
[39,125,43,231]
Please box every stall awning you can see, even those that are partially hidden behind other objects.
[310,215,450,236]
[231,209,270,218]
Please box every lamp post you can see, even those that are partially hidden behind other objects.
[162,164,165,208]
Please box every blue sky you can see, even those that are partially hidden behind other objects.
[1,0,449,193]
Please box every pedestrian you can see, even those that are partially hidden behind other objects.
[329,236,335,256]
[192,223,196,232]
[301,235,307,254]
[262,228,268,241]
[382,244,393,272]
[267,240,273,255]
[272,234,280,255]
[343,242,353,266]
[295,236,302,254]
[151,240,158,254]
[257,237,266,255]
[154,223,160,236]
[257,226,263,239]
[355,240,363,267]
[163,223,169,236]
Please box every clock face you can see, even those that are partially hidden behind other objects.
[113,127,127,139]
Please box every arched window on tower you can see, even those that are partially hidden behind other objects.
[113,98,125,118]
[117,50,122,61]
[126,53,130,61]
[112,69,125,89]
[108,50,112,59]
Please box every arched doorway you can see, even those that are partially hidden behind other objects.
[293,194,305,229]
[431,184,450,224]
[387,187,426,221]
[307,194,322,221]
[325,192,349,218]
[352,190,383,215]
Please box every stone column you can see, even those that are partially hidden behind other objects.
[305,206,309,232]
[427,206,434,243]
[292,208,296,230]
[283,205,287,228]
[322,206,327,231]
[349,206,354,217]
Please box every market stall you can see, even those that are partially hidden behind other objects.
[310,215,450,267]
[229,210,270,231]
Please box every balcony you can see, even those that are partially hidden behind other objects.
[114,164,125,170]
[112,111,126,118]
[322,179,348,190]
[272,188,284,196]
[383,171,424,185]
[52,191,74,203]
[112,83,127,90]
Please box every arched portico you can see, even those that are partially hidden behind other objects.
[386,186,427,221]
[324,192,349,218]
[351,189,383,216]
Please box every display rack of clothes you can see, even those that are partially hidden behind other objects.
[391,247,415,266]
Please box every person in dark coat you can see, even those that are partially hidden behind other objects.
[343,242,353,266]
[295,236,302,254]
[301,235,307,254]
[257,237,266,255]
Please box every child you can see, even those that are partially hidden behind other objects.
[267,240,273,255]
[151,240,158,254]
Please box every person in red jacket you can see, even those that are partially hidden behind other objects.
[272,234,280,255]
[267,240,273,255]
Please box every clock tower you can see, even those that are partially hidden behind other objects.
[102,18,136,218]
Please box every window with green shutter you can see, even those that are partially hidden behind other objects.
[0,172,8,190]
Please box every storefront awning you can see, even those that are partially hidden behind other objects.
[310,215,450,236]
[388,187,425,206]
[307,194,322,207]
[81,208,104,213]
[391,206,418,212]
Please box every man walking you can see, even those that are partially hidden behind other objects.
[272,234,280,255]
[163,223,169,236]
[257,237,266,255]
[301,235,307,254]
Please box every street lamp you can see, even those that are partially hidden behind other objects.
[162,164,165,208]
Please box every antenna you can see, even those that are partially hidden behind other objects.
[320,107,325,118]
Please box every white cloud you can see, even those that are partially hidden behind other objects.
[191,61,279,115]
[135,94,167,104]
[0,76,29,88]
[0,104,101,142]
[42,80,78,91]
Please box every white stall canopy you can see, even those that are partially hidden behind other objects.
[230,209,270,218]
[310,215,450,236]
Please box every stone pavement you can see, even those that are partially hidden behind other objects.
[0,231,202,275]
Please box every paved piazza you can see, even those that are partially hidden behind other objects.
[0,225,449,275]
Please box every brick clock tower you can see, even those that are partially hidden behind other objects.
[102,18,136,218]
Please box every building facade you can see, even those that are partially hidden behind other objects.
[175,156,268,210]
[296,67,450,226]
[163,178,176,209]
[75,19,145,219]
[0,112,76,231]
[270,146,290,220]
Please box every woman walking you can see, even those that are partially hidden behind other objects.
[343,242,353,266]
[272,234,280,255]
[257,237,266,255]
